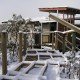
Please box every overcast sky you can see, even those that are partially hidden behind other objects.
[0,0,80,22]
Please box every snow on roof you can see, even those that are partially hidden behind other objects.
[32,17,56,23]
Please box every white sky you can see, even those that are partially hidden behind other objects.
[0,0,80,22]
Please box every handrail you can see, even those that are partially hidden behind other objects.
[62,30,74,34]
[21,30,75,34]
[49,14,80,34]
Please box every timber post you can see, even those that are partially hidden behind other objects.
[79,62,80,80]
[62,34,66,54]
[55,32,58,50]
[1,31,7,75]
[18,31,23,62]
[52,33,54,49]
[23,32,27,55]
[72,32,76,56]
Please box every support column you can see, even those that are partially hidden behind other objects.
[63,12,64,19]
[57,10,59,31]
[55,10,59,50]
[67,14,69,21]
[66,14,69,43]
[62,34,66,54]
[73,14,75,24]
[49,12,51,20]
[41,23,42,47]
[70,14,72,23]
[48,13,51,43]
[18,31,23,62]
[1,31,7,75]
[72,14,76,56]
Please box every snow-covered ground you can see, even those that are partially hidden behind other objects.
[0,49,80,80]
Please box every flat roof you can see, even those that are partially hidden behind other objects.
[39,7,80,14]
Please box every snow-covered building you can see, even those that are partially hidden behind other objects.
[32,17,57,48]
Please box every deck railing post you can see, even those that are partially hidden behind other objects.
[41,23,42,47]
[62,34,66,54]
[1,31,7,75]
[52,33,54,49]
[72,32,76,56]
[23,32,27,55]
[55,32,58,50]
[18,31,23,62]
[55,10,59,50]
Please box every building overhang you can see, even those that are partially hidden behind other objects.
[39,7,80,14]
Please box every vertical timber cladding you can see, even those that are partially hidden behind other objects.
[42,23,50,43]
[42,22,56,43]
